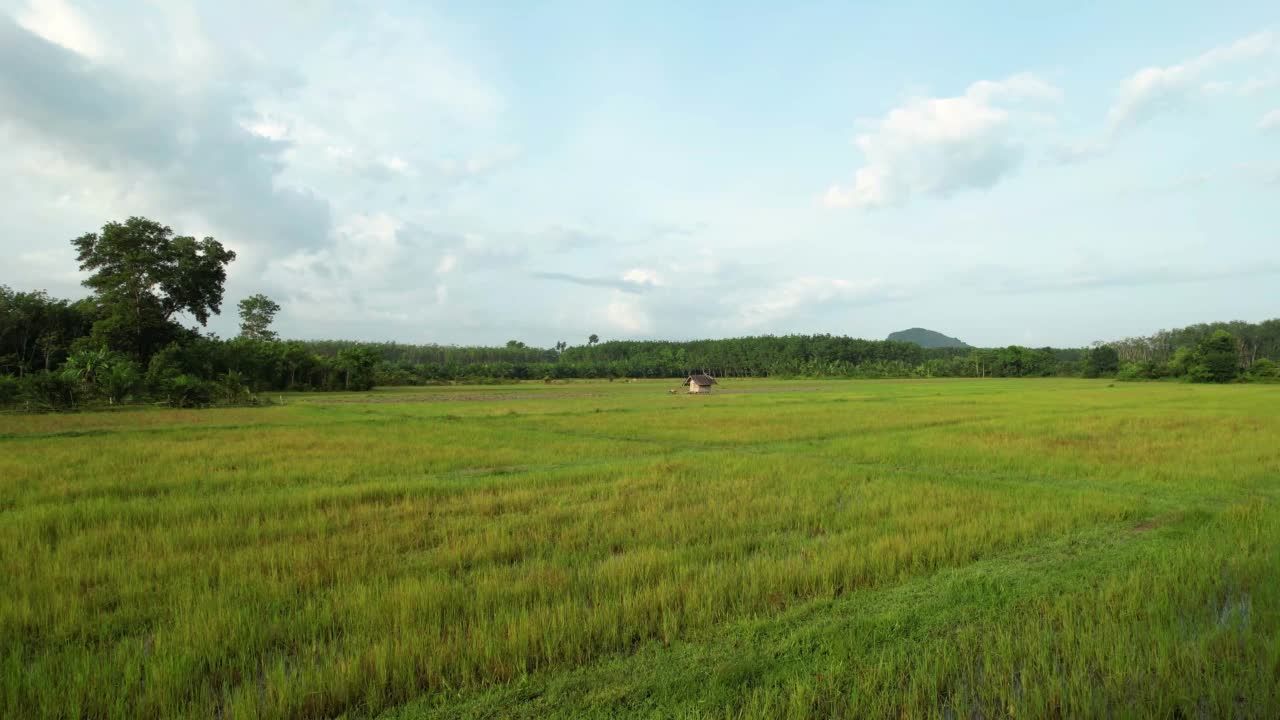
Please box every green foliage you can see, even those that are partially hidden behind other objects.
[73,217,236,360]
[144,338,218,391]
[62,347,117,386]
[1165,346,1194,377]
[1109,318,1280,370]
[62,347,142,404]
[160,374,214,408]
[0,285,93,375]
[216,370,252,404]
[1246,358,1279,382]
[99,360,142,404]
[1188,330,1239,383]
[336,346,380,390]
[0,375,18,406]
[1081,345,1120,378]
[237,293,281,341]
[1116,360,1163,381]
[18,371,79,410]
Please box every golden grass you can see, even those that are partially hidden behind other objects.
[2,379,1278,718]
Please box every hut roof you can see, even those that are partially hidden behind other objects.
[683,374,717,386]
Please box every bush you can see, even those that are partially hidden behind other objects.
[1116,362,1152,381]
[0,375,18,406]
[99,361,141,404]
[1188,330,1239,383]
[1082,345,1120,378]
[215,370,252,404]
[20,372,79,410]
[161,374,213,408]
[1164,347,1193,377]
[1247,358,1280,382]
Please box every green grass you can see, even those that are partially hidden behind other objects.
[2,378,1278,718]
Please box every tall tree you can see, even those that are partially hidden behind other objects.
[1189,330,1239,383]
[1082,345,1120,378]
[237,293,281,341]
[72,217,236,360]
[588,334,599,347]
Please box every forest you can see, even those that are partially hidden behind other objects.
[2,217,1278,410]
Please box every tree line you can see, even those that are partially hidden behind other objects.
[3,216,1276,411]
[1,217,378,410]
[313,330,1272,386]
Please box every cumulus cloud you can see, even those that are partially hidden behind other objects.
[1053,31,1278,164]
[739,276,903,326]
[824,73,1061,209]
[435,254,458,274]
[15,0,102,59]
[599,293,652,334]
[1260,109,1280,132]
[259,216,532,337]
[1107,31,1276,133]
[1203,76,1277,97]
[0,15,332,258]
[621,268,664,288]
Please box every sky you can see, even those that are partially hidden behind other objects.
[1,0,1277,348]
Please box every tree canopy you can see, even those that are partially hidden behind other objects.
[72,217,236,360]
[238,294,281,342]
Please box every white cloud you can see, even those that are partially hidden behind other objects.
[600,293,652,334]
[621,268,664,287]
[824,73,1061,209]
[439,145,522,179]
[1107,31,1276,132]
[1259,109,1280,132]
[16,0,103,59]
[739,276,896,326]
[967,74,1064,105]
[242,117,289,141]
[1203,76,1276,97]
[383,155,410,173]
[435,254,458,274]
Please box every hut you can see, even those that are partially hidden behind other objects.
[682,374,717,394]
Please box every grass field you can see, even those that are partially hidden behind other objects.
[2,378,1279,718]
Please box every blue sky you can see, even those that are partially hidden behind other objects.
[1,1,1277,347]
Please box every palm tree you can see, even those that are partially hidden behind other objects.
[61,347,114,387]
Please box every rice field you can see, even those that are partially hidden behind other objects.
[2,378,1278,718]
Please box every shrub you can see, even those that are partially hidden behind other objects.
[1164,347,1193,377]
[0,375,18,406]
[1247,358,1279,382]
[1116,362,1157,381]
[99,361,141,405]
[1082,345,1120,378]
[162,374,213,408]
[216,370,252,404]
[19,371,79,410]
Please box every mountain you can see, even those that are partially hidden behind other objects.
[887,328,971,349]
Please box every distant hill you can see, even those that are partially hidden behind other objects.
[887,328,971,349]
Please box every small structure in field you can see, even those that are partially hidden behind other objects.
[682,374,717,394]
